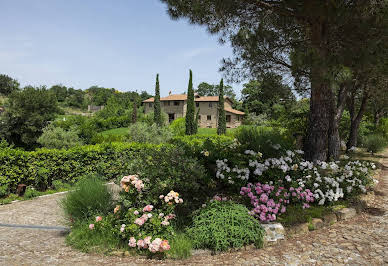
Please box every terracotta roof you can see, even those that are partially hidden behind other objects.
[225,107,245,115]
[143,94,187,102]
[142,94,233,103]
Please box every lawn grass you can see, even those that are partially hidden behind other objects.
[197,127,236,136]
[100,127,129,136]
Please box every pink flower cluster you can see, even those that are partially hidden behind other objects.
[134,213,152,226]
[212,195,228,201]
[159,190,183,204]
[120,175,144,192]
[160,213,176,226]
[89,216,103,230]
[128,237,170,253]
[241,182,315,222]
[241,183,287,222]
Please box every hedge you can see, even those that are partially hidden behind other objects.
[0,135,235,191]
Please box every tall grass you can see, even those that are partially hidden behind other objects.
[60,175,114,222]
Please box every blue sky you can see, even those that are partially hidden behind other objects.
[0,0,243,97]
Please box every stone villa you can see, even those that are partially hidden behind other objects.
[142,93,244,128]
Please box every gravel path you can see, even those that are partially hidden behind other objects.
[0,153,387,265]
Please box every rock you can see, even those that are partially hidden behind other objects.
[262,223,285,244]
[311,218,324,230]
[335,208,357,221]
[323,213,337,225]
[288,223,309,235]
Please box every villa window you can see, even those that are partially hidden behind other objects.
[174,101,180,106]
[196,102,199,107]
[165,101,170,106]
[209,102,212,108]
[198,115,201,121]
[149,103,152,108]
[226,115,231,123]
[207,115,211,121]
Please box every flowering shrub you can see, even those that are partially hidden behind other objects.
[240,182,314,222]
[88,175,183,255]
[216,147,376,213]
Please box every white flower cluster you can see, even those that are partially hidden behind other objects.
[216,148,376,206]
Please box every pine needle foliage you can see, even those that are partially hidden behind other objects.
[187,201,265,252]
[217,79,226,135]
[154,74,162,127]
[185,70,195,135]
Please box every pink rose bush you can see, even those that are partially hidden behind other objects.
[89,175,182,256]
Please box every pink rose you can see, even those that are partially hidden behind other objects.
[143,205,154,212]
[134,210,139,215]
[89,224,94,230]
[160,240,170,251]
[95,216,102,222]
[144,236,152,245]
[128,237,136,247]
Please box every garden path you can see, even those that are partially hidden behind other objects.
[0,152,387,265]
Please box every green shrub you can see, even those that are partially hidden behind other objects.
[24,187,41,199]
[66,219,120,253]
[169,117,186,136]
[376,118,388,139]
[140,111,168,126]
[60,175,114,222]
[363,134,387,154]
[0,184,9,198]
[235,126,294,158]
[125,122,173,144]
[167,233,192,259]
[187,201,265,252]
[52,180,71,190]
[122,146,208,220]
[37,124,84,149]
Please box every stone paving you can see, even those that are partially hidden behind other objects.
[0,154,387,265]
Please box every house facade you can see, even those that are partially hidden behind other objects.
[142,93,244,128]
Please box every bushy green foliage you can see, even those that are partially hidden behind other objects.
[169,117,186,136]
[141,111,168,126]
[167,233,192,259]
[376,118,388,138]
[0,86,61,149]
[235,126,294,158]
[125,122,173,144]
[37,125,84,149]
[363,134,387,154]
[187,201,265,252]
[0,184,9,198]
[61,175,114,222]
[0,74,19,96]
[24,187,41,199]
[66,219,120,253]
[122,146,208,217]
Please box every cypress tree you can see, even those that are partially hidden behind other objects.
[132,100,137,124]
[154,74,162,126]
[185,70,195,135]
[217,78,226,135]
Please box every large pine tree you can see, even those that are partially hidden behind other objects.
[153,74,162,126]
[185,70,195,135]
[217,79,226,135]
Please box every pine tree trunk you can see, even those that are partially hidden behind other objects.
[305,20,332,162]
[328,84,347,160]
